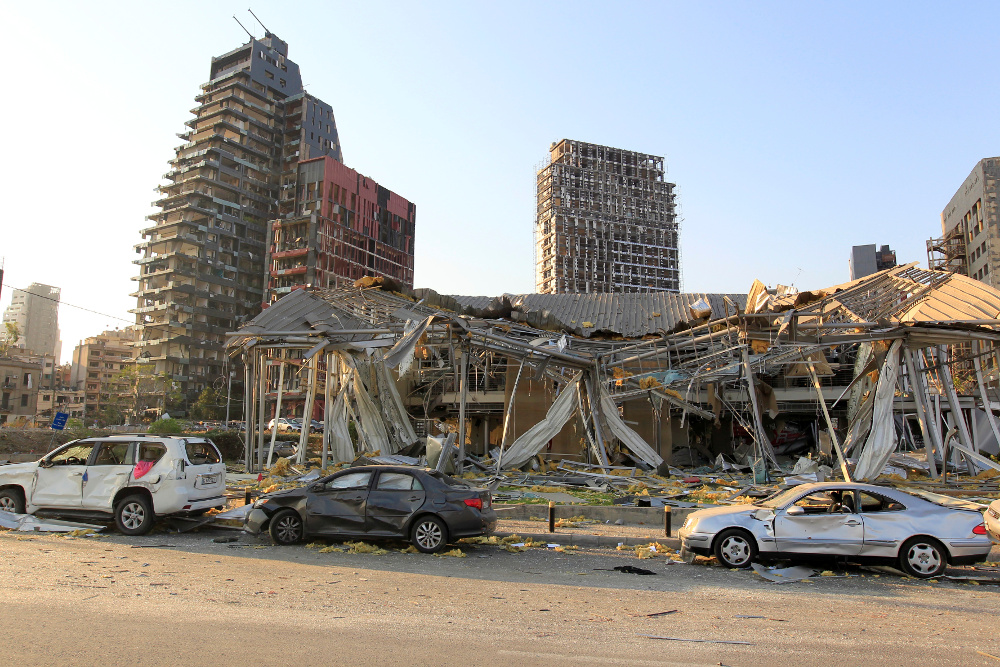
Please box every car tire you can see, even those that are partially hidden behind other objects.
[0,488,26,514]
[411,515,448,553]
[115,494,155,536]
[269,509,304,545]
[714,528,757,568]
[899,536,947,578]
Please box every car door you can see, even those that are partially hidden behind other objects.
[856,490,909,558]
[773,488,864,555]
[305,471,373,536]
[82,440,134,511]
[366,471,427,536]
[31,441,99,508]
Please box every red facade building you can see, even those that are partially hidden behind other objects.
[265,156,415,303]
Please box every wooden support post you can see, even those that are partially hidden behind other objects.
[585,371,611,469]
[256,351,267,473]
[903,347,939,480]
[973,340,1000,455]
[321,351,333,470]
[243,355,253,470]
[495,359,525,473]
[806,362,852,482]
[297,354,319,466]
[266,354,286,469]
[457,344,469,474]
[938,345,975,471]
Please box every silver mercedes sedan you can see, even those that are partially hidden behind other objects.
[677,481,991,578]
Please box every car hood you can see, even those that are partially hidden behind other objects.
[689,504,758,520]
[0,461,39,477]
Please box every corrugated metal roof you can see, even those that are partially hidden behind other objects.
[449,292,746,338]
[234,289,366,336]
[900,273,1000,324]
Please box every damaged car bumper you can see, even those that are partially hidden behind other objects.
[243,508,270,536]
[986,502,1000,543]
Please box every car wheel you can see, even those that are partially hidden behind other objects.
[714,528,757,568]
[0,488,26,514]
[115,495,155,536]
[268,509,304,545]
[412,516,447,553]
[899,537,947,578]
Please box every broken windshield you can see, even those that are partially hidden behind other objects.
[755,487,806,509]
[186,441,221,465]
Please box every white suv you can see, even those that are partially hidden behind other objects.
[0,435,227,535]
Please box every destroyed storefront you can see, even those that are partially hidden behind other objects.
[226,265,1000,484]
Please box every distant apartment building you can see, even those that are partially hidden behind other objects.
[849,244,897,280]
[0,357,40,426]
[535,139,679,294]
[1,283,61,360]
[133,32,343,400]
[928,158,1000,285]
[70,329,136,421]
[265,156,416,302]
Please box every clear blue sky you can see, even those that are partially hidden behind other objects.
[2,1,998,362]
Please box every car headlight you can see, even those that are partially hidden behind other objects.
[253,497,269,508]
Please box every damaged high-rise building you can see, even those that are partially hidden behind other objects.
[535,139,679,294]
[133,30,412,402]
[928,157,1000,287]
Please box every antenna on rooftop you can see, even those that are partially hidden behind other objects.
[233,15,254,40]
[247,8,271,35]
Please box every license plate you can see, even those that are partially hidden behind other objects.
[200,474,218,485]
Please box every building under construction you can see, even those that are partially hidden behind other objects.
[264,156,416,304]
[535,139,679,294]
[928,157,1000,285]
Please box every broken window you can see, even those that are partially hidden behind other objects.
[137,443,166,466]
[377,472,422,491]
[326,472,372,490]
[185,441,221,465]
[859,491,905,513]
[92,442,131,466]
[48,442,97,465]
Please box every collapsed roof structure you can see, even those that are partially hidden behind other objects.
[227,264,1000,483]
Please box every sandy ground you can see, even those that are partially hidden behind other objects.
[2,527,1000,666]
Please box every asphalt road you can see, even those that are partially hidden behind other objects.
[1,528,999,666]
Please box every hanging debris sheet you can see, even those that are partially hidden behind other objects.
[226,265,1000,496]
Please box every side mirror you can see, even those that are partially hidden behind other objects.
[786,505,805,516]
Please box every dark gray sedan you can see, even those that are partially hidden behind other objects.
[244,466,497,553]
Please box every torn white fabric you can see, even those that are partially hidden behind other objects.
[327,380,356,464]
[375,351,418,447]
[597,383,664,468]
[500,374,581,469]
[352,370,395,454]
[383,315,434,376]
[854,340,902,481]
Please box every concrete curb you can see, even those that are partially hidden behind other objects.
[494,530,682,550]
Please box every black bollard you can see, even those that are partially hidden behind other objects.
[664,506,672,537]
[548,501,555,533]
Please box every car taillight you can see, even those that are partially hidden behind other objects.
[973,524,987,535]
[463,498,483,510]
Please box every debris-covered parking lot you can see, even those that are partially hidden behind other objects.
[3,526,1000,667]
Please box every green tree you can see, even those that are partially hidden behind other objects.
[190,386,225,421]
[106,362,183,424]
[0,322,20,356]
